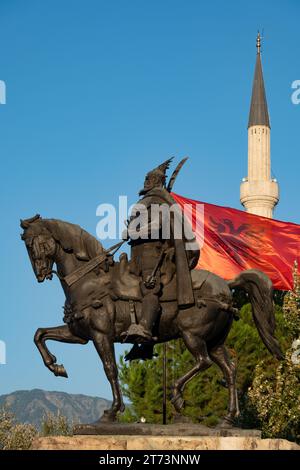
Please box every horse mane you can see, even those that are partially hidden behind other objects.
[43,219,104,261]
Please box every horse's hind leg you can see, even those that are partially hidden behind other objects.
[34,325,88,377]
[171,334,212,413]
[209,344,239,426]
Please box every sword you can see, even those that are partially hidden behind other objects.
[144,247,166,289]
[167,157,188,192]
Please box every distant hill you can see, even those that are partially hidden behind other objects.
[0,389,111,428]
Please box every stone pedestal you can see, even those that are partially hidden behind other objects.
[73,422,262,438]
[31,425,299,450]
[31,434,300,450]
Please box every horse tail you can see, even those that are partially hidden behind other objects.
[227,269,283,360]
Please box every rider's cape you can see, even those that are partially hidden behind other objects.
[128,187,200,307]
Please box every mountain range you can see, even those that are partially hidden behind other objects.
[0,389,111,428]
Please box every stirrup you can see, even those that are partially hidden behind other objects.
[121,324,153,344]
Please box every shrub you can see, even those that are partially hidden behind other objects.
[0,408,37,450]
[41,411,73,436]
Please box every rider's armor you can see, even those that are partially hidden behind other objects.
[121,159,200,343]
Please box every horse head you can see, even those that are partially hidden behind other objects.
[21,215,105,283]
[20,215,57,282]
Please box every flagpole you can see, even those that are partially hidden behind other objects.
[162,343,167,425]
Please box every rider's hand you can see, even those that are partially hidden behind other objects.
[144,275,156,289]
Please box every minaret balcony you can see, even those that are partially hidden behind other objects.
[240,179,279,210]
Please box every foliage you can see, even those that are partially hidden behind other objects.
[248,263,300,443]
[118,302,287,426]
[41,411,74,436]
[0,407,74,449]
[119,346,172,424]
[0,408,37,450]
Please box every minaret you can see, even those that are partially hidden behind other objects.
[240,33,279,218]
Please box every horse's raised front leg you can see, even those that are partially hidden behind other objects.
[34,325,88,378]
[209,344,239,427]
[92,331,125,423]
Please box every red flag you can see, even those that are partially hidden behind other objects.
[172,193,300,291]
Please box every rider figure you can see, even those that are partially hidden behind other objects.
[121,159,200,344]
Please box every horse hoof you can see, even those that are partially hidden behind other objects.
[99,410,117,423]
[218,417,234,429]
[171,394,185,412]
[53,364,68,378]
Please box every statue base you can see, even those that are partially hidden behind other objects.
[31,434,300,450]
[73,422,261,438]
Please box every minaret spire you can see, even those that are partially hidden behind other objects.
[248,32,270,128]
[240,33,279,218]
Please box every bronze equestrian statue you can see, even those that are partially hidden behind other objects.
[21,159,283,427]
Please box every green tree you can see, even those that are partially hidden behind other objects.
[119,302,287,426]
[248,263,300,443]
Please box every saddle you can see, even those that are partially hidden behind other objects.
[110,252,209,303]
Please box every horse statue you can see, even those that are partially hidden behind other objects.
[21,214,283,427]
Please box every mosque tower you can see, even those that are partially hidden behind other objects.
[240,33,279,218]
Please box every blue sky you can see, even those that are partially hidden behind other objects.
[0,0,299,401]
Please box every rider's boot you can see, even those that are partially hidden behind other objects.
[124,343,157,362]
[122,293,159,343]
